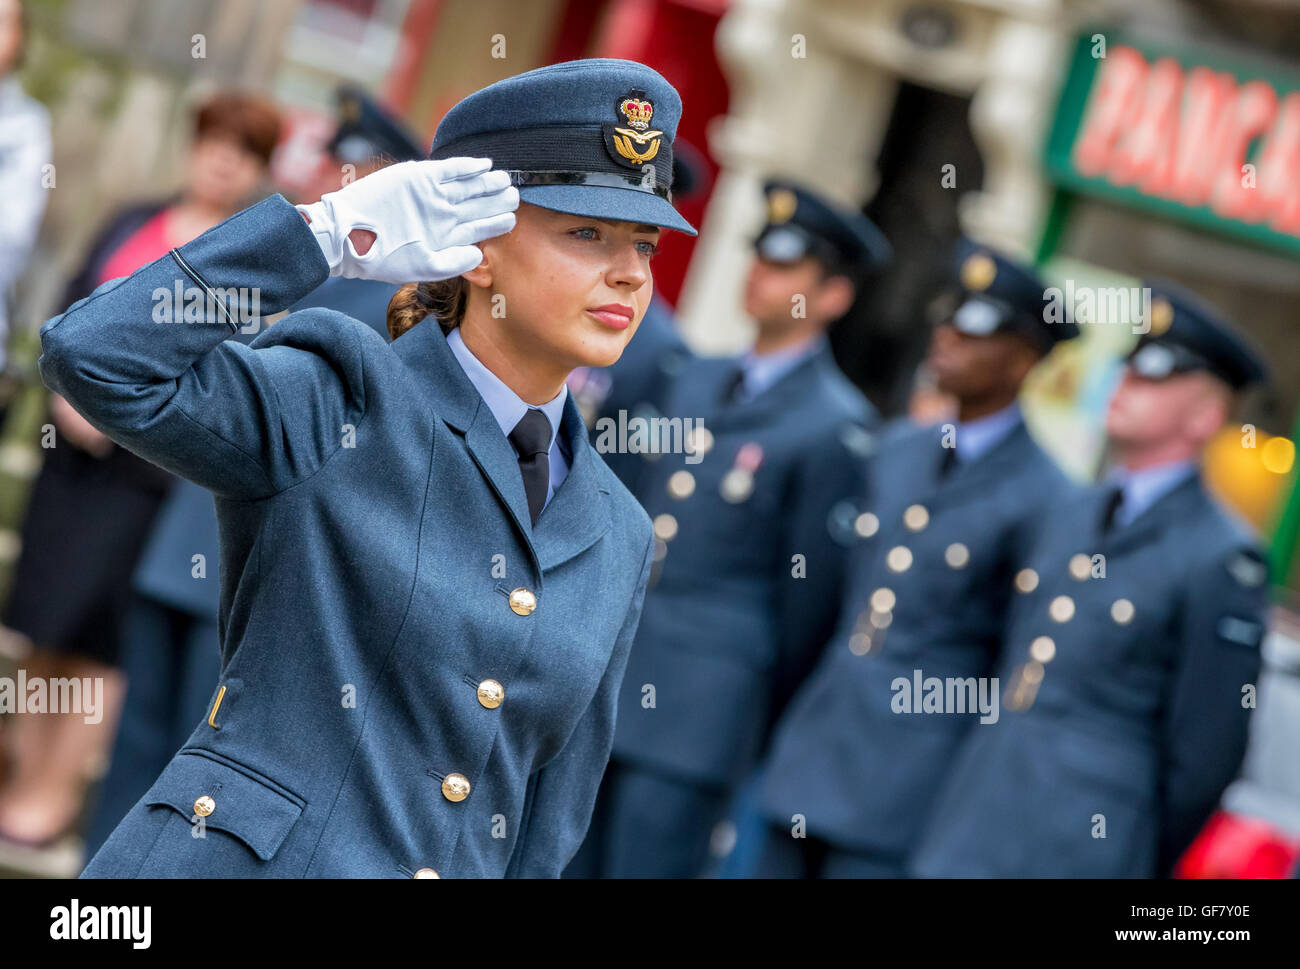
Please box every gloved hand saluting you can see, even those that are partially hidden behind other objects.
[296,157,519,284]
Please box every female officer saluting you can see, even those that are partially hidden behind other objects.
[49,59,695,878]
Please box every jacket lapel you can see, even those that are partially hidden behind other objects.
[391,320,538,568]
[707,343,833,432]
[391,319,611,576]
[1099,470,1205,556]
[463,405,537,549]
[929,421,1036,509]
[532,396,612,571]
[677,356,743,422]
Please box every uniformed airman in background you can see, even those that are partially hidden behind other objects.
[564,180,889,878]
[746,241,1081,877]
[910,279,1272,877]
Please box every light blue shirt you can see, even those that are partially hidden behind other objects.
[446,326,570,508]
[737,334,824,402]
[956,401,1022,464]
[1103,459,1197,528]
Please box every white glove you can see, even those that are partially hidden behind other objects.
[296,157,519,283]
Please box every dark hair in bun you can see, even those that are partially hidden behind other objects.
[386,278,468,341]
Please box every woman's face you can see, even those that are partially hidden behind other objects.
[473,201,661,372]
[185,134,267,212]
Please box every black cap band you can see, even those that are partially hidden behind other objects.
[506,169,672,202]
[1127,340,1214,381]
[430,124,674,198]
[950,294,1056,354]
[754,224,858,275]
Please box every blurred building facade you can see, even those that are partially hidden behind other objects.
[16,0,302,337]
[12,0,730,340]
[8,0,1300,583]
[673,0,1300,581]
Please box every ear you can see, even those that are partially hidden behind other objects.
[812,273,856,321]
[460,240,497,289]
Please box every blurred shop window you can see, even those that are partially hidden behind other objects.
[62,0,298,86]
[283,0,410,83]
[63,0,201,54]
[302,0,382,26]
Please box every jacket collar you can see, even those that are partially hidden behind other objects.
[735,334,826,400]
[923,417,1039,508]
[1095,466,1207,555]
[705,339,839,429]
[444,325,568,453]
[391,319,611,576]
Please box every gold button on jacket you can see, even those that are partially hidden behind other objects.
[667,470,696,499]
[508,588,536,616]
[903,504,929,532]
[653,513,678,541]
[441,773,471,802]
[1049,595,1075,623]
[413,867,440,879]
[193,795,216,817]
[886,546,912,572]
[476,679,504,709]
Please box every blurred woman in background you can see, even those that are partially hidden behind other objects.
[0,90,280,852]
[0,0,51,401]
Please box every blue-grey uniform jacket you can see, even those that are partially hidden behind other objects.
[611,345,876,788]
[909,471,1269,876]
[40,194,654,878]
[757,416,1070,856]
[133,274,396,616]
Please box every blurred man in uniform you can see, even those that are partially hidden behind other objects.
[565,180,889,878]
[747,242,1080,876]
[910,279,1271,877]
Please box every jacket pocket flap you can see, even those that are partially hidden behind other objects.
[144,749,305,861]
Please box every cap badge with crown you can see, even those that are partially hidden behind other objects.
[606,90,662,166]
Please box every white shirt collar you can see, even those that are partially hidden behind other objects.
[446,326,567,452]
[956,400,1022,463]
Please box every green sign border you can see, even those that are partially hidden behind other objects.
[1044,29,1300,260]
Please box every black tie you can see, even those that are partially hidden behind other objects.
[1100,483,1125,534]
[938,442,958,478]
[509,409,551,526]
[723,364,747,405]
